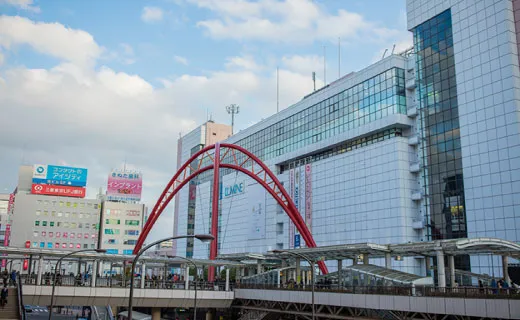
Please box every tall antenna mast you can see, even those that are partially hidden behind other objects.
[312,72,316,91]
[225,104,240,135]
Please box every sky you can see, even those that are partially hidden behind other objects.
[0,0,411,242]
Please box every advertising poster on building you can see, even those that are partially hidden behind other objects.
[32,164,88,187]
[294,166,301,248]
[289,169,295,249]
[31,184,86,198]
[247,184,266,240]
[107,170,142,201]
[305,164,312,232]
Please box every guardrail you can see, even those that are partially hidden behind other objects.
[235,283,520,299]
[20,274,230,291]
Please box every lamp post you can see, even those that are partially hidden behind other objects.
[128,234,214,320]
[273,250,315,320]
[48,249,107,320]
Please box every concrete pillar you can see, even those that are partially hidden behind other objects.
[36,257,43,285]
[151,307,161,320]
[141,263,146,289]
[256,260,262,274]
[77,258,82,275]
[205,310,214,320]
[91,260,97,288]
[436,250,446,288]
[363,254,369,265]
[337,259,343,288]
[448,255,455,287]
[425,256,431,276]
[225,268,230,291]
[385,253,392,269]
[352,257,357,265]
[502,256,511,284]
[295,258,301,283]
[185,265,190,289]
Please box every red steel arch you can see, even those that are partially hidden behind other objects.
[135,143,328,280]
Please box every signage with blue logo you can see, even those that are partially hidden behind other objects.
[32,164,88,187]
[294,234,301,248]
[219,181,245,199]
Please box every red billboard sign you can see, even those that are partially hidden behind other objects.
[3,225,10,247]
[31,184,86,198]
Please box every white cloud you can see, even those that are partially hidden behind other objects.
[225,55,261,71]
[141,6,164,23]
[0,14,325,242]
[282,54,323,76]
[173,55,188,65]
[0,15,102,68]
[0,0,40,12]
[189,0,401,44]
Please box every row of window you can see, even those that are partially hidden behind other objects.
[105,249,134,255]
[105,209,141,217]
[35,210,98,219]
[280,128,403,173]
[103,239,137,245]
[27,241,96,249]
[36,200,99,209]
[32,231,97,239]
[103,229,140,236]
[34,221,99,229]
[104,219,140,226]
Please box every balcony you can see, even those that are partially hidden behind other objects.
[408,136,419,146]
[407,106,418,117]
[409,162,421,173]
[411,190,423,201]
[412,218,425,229]
[406,78,416,90]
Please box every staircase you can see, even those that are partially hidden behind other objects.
[0,288,20,319]
[238,310,270,320]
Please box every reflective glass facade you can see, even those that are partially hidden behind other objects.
[414,10,467,242]
[236,68,407,161]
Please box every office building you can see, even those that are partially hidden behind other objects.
[173,0,520,278]
[9,166,101,252]
[99,201,146,255]
[173,120,232,257]
[0,193,12,248]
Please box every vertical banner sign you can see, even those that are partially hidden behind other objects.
[305,164,312,233]
[23,259,28,271]
[289,170,295,249]
[3,225,10,247]
[294,167,301,248]
[299,167,306,248]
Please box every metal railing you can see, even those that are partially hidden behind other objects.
[235,283,520,299]
[20,274,229,291]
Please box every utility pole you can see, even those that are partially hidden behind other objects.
[226,104,240,135]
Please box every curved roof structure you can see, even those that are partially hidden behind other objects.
[320,264,433,285]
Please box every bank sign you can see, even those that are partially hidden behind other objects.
[219,181,245,199]
[32,164,88,187]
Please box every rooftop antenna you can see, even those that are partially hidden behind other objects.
[225,104,239,135]
[382,48,388,59]
[391,44,396,55]
[276,67,279,113]
[123,156,127,172]
[312,72,316,91]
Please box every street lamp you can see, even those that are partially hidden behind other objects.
[49,249,107,320]
[128,234,214,320]
[272,250,315,320]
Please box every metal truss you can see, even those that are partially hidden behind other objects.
[233,299,504,320]
[134,143,328,280]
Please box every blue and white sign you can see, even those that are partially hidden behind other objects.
[219,181,245,199]
[32,164,88,187]
[294,234,301,248]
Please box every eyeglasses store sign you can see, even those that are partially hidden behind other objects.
[219,181,245,199]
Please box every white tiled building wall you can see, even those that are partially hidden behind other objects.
[407,0,520,275]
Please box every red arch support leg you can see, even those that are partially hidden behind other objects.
[134,143,328,280]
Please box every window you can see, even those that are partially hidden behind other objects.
[106,249,118,254]
[105,219,121,225]
[63,232,68,238]
[32,242,38,248]
[49,232,53,238]
[104,229,120,235]
[57,212,63,217]
[41,231,46,237]
[70,233,75,238]
[125,220,139,226]
[125,230,139,236]
[77,233,82,238]
[33,231,38,237]
[83,244,88,249]
[56,232,61,238]
[47,242,52,249]
[42,221,47,227]
[123,250,133,255]
[36,210,41,216]
[35,221,40,226]
[124,239,137,245]
[62,243,66,248]
[55,243,60,248]
[66,202,71,207]
[50,221,54,227]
